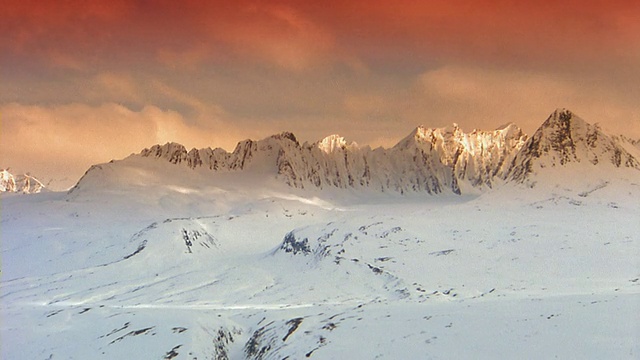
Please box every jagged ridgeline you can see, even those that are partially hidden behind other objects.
[136,124,528,195]
[73,109,640,196]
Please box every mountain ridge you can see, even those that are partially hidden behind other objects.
[70,109,639,196]
[506,109,640,184]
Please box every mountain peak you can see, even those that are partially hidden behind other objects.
[1,169,45,194]
[553,107,573,119]
[140,142,189,164]
[269,132,299,146]
[542,108,587,129]
[495,122,519,132]
[68,108,639,196]
[395,124,462,150]
[507,109,639,183]
[412,123,461,137]
[316,134,358,153]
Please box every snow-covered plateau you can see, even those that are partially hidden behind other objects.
[1,109,639,359]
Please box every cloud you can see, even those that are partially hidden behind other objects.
[309,0,640,68]
[207,3,338,71]
[0,102,242,190]
[409,65,640,136]
[156,45,214,70]
[150,80,227,124]
[2,0,343,72]
[325,64,640,147]
[94,73,142,102]
[4,1,638,75]
[2,0,133,68]
[2,1,639,189]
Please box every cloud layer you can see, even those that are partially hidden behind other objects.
[1,103,242,188]
[2,1,639,189]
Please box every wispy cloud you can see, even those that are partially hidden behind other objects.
[0,102,242,189]
[2,1,639,187]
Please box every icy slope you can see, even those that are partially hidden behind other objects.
[2,182,639,359]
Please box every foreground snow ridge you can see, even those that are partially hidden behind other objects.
[2,108,640,359]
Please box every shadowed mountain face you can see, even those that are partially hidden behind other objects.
[506,109,640,184]
[70,109,639,196]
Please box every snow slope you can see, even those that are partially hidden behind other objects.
[1,109,639,359]
[2,182,638,359]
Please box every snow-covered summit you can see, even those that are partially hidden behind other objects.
[507,109,640,184]
[69,109,640,196]
[140,142,189,164]
[316,134,356,153]
[132,123,528,194]
[393,123,464,151]
[0,169,45,194]
[392,122,528,191]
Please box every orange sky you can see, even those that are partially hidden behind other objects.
[2,0,640,189]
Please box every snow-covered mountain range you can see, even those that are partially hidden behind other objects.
[71,109,639,196]
[134,121,527,195]
[0,169,45,194]
[2,109,639,359]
